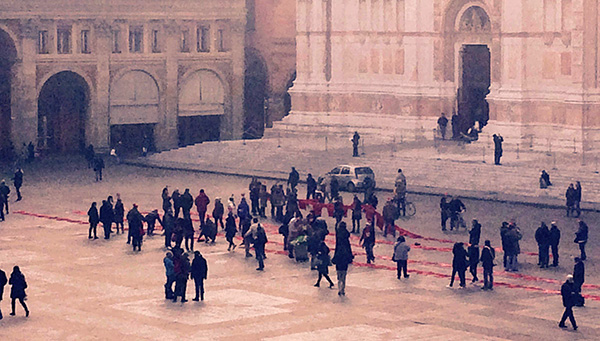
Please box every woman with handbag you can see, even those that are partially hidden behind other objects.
[314,241,334,288]
[9,266,29,317]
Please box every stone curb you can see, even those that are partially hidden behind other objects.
[124,159,600,213]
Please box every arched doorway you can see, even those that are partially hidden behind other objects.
[38,71,89,154]
[244,50,268,139]
[0,29,17,160]
[178,69,225,146]
[109,70,159,155]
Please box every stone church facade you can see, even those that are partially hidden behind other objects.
[0,0,246,156]
[290,0,600,151]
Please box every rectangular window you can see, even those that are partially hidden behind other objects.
[38,30,49,54]
[181,29,190,52]
[197,26,210,52]
[57,28,71,54]
[152,29,160,53]
[217,29,227,52]
[112,30,121,53]
[80,30,90,54]
[129,26,143,53]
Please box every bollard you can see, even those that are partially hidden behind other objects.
[400,134,403,144]
[277,132,281,148]
[482,146,486,163]
[516,143,520,159]
[361,138,365,155]
[595,154,599,174]
[573,137,577,154]
[391,136,396,157]
[243,139,246,146]
[530,135,534,150]
[325,136,328,152]
[552,152,557,170]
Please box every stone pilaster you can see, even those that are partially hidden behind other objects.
[92,19,111,151]
[228,19,245,140]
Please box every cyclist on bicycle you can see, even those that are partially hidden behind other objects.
[448,196,466,231]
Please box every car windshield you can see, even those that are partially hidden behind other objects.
[355,167,373,175]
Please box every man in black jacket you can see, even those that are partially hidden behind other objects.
[12,168,23,201]
[535,222,550,268]
[0,180,10,215]
[180,189,194,219]
[549,222,561,267]
[559,275,578,330]
[0,268,6,319]
[573,257,585,295]
[191,251,208,301]
[480,240,495,290]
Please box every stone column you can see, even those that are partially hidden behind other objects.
[227,19,245,140]
[92,20,111,151]
[11,19,38,149]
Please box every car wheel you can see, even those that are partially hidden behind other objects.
[347,182,356,192]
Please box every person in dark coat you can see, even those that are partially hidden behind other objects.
[85,144,95,169]
[163,252,175,299]
[287,167,299,190]
[505,222,522,271]
[0,268,7,319]
[0,180,10,215]
[249,177,261,215]
[212,197,225,230]
[440,194,450,231]
[173,253,190,303]
[314,241,334,288]
[172,189,182,218]
[173,218,185,249]
[539,170,552,188]
[574,181,582,217]
[573,257,585,295]
[332,222,353,296]
[144,209,160,236]
[258,185,269,218]
[225,212,237,251]
[574,220,588,261]
[191,251,208,301]
[240,216,253,257]
[480,240,495,290]
[161,187,172,215]
[114,198,125,235]
[382,198,398,237]
[448,242,468,288]
[200,217,217,244]
[451,111,460,139]
[9,266,29,317]
[87,202,99,239]
[180,188,194,219]
[352,131,360,157]
[437,113,448,140]
[253,223,268,271]
[566,184,576,217]
[469,219,481,246]
[237,196,250,222]
[448,196,466,230]
[468,243,479,283]
[559,275,578,330]
[93,155,104,182]
[306,174,317,200]
[330,178,340,201]
[535,222,551,268]
[359,219,375,263]
[195,189,211,226]
[0,190,5,222]
[12,168,23,201]
[549,221,561,267]
[127,204,145,251]
[500,222,509,268]
[183,217,195,252]
[333,197,345,226]
[99,200,114,239]
[493,134,503,165]
[351,195,362,234]
[162,209,175,249]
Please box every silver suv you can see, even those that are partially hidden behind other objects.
[319,165,376,192]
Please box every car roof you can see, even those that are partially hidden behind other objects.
[334,165,372,169]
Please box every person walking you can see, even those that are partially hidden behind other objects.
[332,222,353,296]
[163,252,175,299]
[0,180,10,215]
[212,198,225,230]
[306,174,317,200]
[437,113,448,140]
[287,167,299,190]
[253,223,268,271]
[448,242,468,288]
[574,181,582,217]
[0,268,7,320]
[173,253,190,303]
[99,200,114,240]
[360,220,375,264]
[480,240,495,290]
[574,220,588,261]
[194,189,210,227]
[114,197,125,235]
[180,189,194,220]
[314,241,335,288]
[12,168,23,201]
[382,198,398,238]
[392,236,411,279]
[351,131,360,157]
[351,195,362,234]
[440,194,450,231]
[87,202,99,239]
[8,266,29,317]
[468,243,479,283]
[558,275,578,330]
[127,204,145,252]
[493,134,503,165]
[93,155,104,182]
[566,184,576,217]
[549,221,561,267]
[225,212,237,251]
[535,222,551,268]
[191,251,208,301]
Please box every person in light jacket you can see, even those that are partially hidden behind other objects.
[392,236,411,279]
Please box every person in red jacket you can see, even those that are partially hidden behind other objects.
[194,189,210,227]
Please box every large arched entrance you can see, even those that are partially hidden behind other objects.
[38,71,89,154]
[244,50,268,139]
[0,29,17,160]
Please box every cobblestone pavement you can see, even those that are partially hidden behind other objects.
[0,160,598,340]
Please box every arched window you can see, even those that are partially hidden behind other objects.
[178,70,225,116]
[110,70,159,124]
